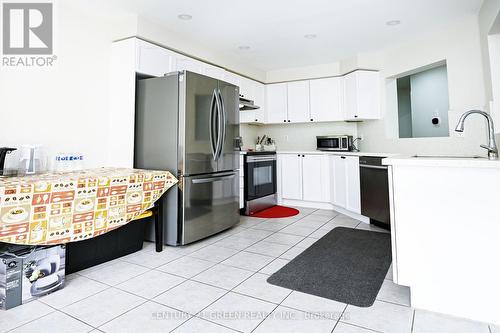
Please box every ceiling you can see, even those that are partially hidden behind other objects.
[81,0,483,71]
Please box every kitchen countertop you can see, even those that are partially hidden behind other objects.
[383,155,500,168]
[275,151,398,157]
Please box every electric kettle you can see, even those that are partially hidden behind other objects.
[18,145,46,175]
[0,147,17,176]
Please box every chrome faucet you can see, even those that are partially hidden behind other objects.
[455,110,498,160]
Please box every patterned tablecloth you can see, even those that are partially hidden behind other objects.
[0,168,178,245]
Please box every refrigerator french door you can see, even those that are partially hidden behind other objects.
[135,71,240,246]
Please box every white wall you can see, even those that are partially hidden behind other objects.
[0,2,136,169]
[479,0,500,103]
[357,16,490,155]
[409,65,450,138]
[246,122,357,151]
[478,0,500,139]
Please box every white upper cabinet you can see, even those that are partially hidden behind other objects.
[223,72,240,87]
[310,77,343,122]
[279,154,303,200]
[173,56,204,74]
[239,77,265,124]
[302,154,330,202]
[136,40,176,77]
[239,77,253,99]
[287,81,310,123]
[343,70,380,120]
[265,83,288,124]
[202,63,226,81]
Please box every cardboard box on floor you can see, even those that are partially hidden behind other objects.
[0,244,66,310]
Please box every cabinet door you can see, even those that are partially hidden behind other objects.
[310,77,343,122]
[265,83,288,124]
[343,72,359,120]
[330,156,347,208]
[239,77,254,100]
[345,156,361,213]
[174,56,204,74]
[240,110,258,124]
[279,154,302,200]
[137,42,175,77]
[356,71,380,119]
[343,71,380,120]
[223,72,240,87]
[302,155,330,202]
[287,81,310,123]
[254,83,265,122]
[202,64,226,80]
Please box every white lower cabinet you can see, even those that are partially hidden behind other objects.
[239,155,244,209]
[302,154,330,202]
[330,156,347,207]
[279,154,330,203]
[280,154,303,200]
[329,155,361,213]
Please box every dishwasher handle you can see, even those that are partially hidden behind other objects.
[359,164,388,170]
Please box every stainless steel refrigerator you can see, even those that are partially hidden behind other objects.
[135,71,240,245]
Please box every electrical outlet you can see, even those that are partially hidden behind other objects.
[284,135,289,142]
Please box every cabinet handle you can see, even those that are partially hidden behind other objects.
[287,120,291,122]
[297,154,300,157]
[310,118,313,121]
[354,115,358,118]
[283,120,286,122]
[302,155,305,157]
[341,156,346,159]
[255,119,258,122]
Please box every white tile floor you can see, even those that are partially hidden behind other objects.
[2,208,497,333]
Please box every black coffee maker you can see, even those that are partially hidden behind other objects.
[0,147,17,176]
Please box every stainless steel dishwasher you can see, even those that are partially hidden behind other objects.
[359,156,391,230]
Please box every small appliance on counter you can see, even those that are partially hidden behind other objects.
[243,151,277,215]
[0,147,17,176]
[255,135,276,152]
[316,135,353,151]
[18,145,46,176]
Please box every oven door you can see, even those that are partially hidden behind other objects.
[244,155,277,201]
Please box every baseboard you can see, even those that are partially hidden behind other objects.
[281,199,369,224]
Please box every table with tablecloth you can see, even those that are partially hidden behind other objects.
[0,168,177,245]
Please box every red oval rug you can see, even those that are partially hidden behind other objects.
[250,205,300,218]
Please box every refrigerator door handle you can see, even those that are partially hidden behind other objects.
[214,89,223,161]
[209,89,218,161]
[217,89,227,160]
[191,173,236,184]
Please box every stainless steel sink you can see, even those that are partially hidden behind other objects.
[411,155,485,159]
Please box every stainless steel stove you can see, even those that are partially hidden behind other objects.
[243,151,277,215]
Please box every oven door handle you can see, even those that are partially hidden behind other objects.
[246,157,277,163]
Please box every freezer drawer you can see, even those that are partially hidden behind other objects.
[181,171,239,244]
